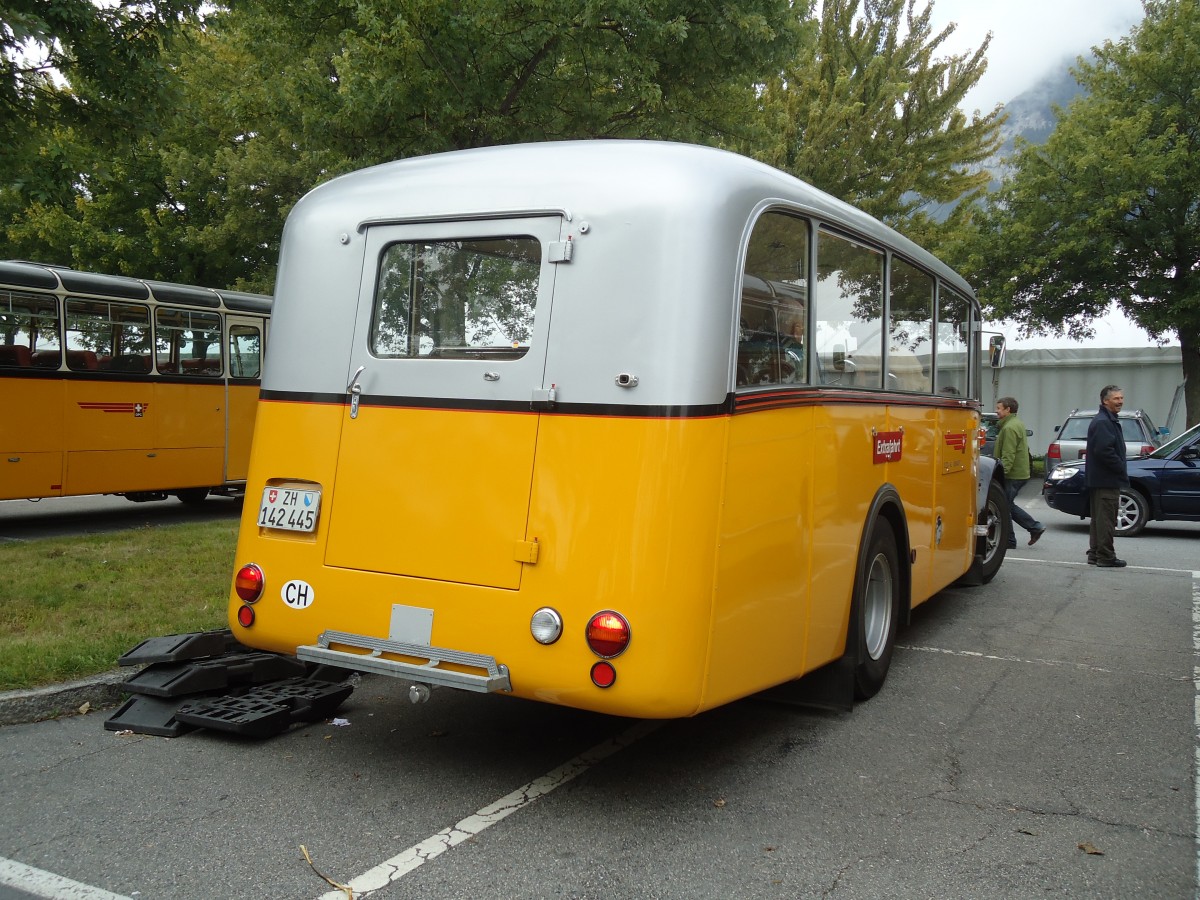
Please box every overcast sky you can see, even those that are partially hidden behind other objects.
[919,0,1169,348]
[927,0,1147,113]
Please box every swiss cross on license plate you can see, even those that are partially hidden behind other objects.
[258,487,321,532]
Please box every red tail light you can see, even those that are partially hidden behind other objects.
[1046,442,1061,462]
[1139,444,1153,456]
[977,428,987,449]
[235,563,265,602]
[586,611,630,658]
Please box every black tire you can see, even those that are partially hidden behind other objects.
[175,488,210,506]
[1115,489,1148,537]
[978,479,1010,584]
[852,519,902,701]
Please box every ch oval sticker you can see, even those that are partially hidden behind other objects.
[281,579,315,609]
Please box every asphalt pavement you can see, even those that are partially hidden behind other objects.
[1,486,1197,899]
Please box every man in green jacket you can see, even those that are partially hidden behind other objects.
[995,396,1045,548]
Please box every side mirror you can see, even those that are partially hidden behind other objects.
[833,345,846,372]
[988,335,1006,368]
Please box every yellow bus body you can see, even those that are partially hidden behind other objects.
[1,262,270,502]
[228,141,1004,718]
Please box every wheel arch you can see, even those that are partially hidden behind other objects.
[855,485,913,631]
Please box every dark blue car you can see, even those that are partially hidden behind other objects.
[1042,422,1200,536]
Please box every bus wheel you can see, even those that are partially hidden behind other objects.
[175,488,210,505]
[978,479,1009,584]
[852,520,901,701]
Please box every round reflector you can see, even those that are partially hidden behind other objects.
[590,661,617,688]
[585,610,630,658]
[236,604,255,627]
[234,563,264,602]
[530,607,563,645]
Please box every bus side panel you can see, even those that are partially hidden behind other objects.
[802,405,925,675]
[0,375,64,499]
[64,379,158,452]
[885,404,939,604]
[929,406,978,598]
[707,406,817,709]
[65,448,224,495]
[224,383,260,482]
[520,415,727,718]
[153,383,226,451]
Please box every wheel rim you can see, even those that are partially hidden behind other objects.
[982,498,1003,563]
[863,551,895,661]
[1116,493,1142,533]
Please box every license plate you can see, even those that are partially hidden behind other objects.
[258,487,321,532]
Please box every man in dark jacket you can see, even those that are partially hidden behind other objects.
[1086,385,1129,567]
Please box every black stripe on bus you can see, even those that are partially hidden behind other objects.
[260,388,734,418]
[261,388,976,417]
[735,387,978,413]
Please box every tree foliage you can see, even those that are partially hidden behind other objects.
[1,0,200,136]
[1,0,802,290]
[963,0,1200,427]
[745,0,1001,244]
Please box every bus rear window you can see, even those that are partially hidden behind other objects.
[370,237,540,360]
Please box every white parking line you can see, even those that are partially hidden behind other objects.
[897,644,1191,682]
[0,856,132,900]
[1190,570,1200,895]
[318,719,662,899]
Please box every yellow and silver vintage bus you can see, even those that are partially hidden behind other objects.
[1,261,270,503]
[229,141,1009,718]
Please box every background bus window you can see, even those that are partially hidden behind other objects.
[229,325,262,378]
[935,289,970,396]
[814,231,884,388]
[67,299,152,374]
[2,290,61,368]
[156,307,222,375]
[738,211,809,387]
[888,258,934,392]
[371,237,539,360]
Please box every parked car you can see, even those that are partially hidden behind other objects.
[1041,421,1200,536]
[1044,408,1166,474]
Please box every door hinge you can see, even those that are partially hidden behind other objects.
[514,539,540,564]
[548,237,573,263]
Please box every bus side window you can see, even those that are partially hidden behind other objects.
[156,307,222,376]
[67,298,150,374]
[934,289,970,396]
[739,211,810,388]
[1,290,61,368]
[229,324,262,378]
[888,257,934,392]
[814,230,884,388]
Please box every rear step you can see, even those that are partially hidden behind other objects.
[297,630,511,694]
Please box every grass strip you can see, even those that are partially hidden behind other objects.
[0,520,237,691]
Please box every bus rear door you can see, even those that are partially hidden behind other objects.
[322,216,563,590]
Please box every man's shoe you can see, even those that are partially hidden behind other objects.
[1028,529,1045,546]
[1096,558,1127,568]
[1087,558,1097,565]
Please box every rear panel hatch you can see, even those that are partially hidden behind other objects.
[323,216,564,589]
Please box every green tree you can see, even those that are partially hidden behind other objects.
[1,1,804,290]
[1,1,200,137]
[965,0,1200,427]
[746,0,1002,243]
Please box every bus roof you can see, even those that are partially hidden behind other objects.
[293,140,974,299]
[0,260,271,313]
